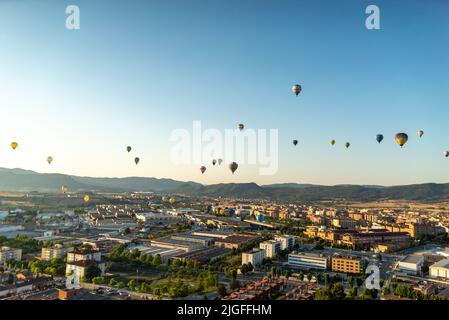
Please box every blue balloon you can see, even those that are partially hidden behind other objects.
[228,208,235,217]
[257,214,264,223]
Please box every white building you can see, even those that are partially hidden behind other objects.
[66,248,105,286]
[287,252,329,270]
[41,244,66,261]
[242,249,266,267]
[429,259,449,279]
[0,247,22,264]
[274,235,295,251]
[397,255,424,275]
[259,240,281,258]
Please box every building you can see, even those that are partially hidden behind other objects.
[397,255,425,275]
[41,244,66,261]
[340,231,411,251]
[429,259,449,279]
[287,252,329,270]
[259,240,281,258]
[65,248,105,286]
[332,218,357,229]
[274,235,295,251]
[242,248,265,267]
[331,255,362,274]
[0,247,22,264]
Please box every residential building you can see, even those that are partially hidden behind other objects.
[0,247,22,264]
[242,248,266,267]
[41,244,66,261]
[331,255,362,274]
[429,259,449,279]
[275,235,295,251]
[259,240,281,258]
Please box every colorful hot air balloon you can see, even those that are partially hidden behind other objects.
[228,208,235,217]
[134,157,140,165]
[417,130,424,138]
[293,139,298,146]
[127,146,132,153]
[395,133,408,148]
[11,142,18,150]
[169,197,175,204]
[376,134,384,144]
[162,196,167,202]
[61,185,69,194]
[229,162,238,174]
[292,84,302,96]
[330,139,336,146]
[47,156,53,164]
[83,195,90,203]
[212,159,217,166]
[257,213,264,223]
[218,159,223,166]
[200,166,206,174]
[238,124,244,131]
[345,142,350,149]
[444,151,449,158]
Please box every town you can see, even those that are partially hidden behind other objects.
[1,191,449,301]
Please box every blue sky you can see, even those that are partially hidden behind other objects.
[0,0,448,185]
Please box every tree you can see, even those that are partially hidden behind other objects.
[217,284,227,297]
[85,266,102,282]
[92,276,105,285]
[324,273,330,287]
[153,254,162,266]
[306,273,313,282]
[330,282,346,300]
[109,278,118,286]
[298,272,304,281]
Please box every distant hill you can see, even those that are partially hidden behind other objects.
[1,167,449,201]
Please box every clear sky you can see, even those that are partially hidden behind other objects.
[0,0,448,186]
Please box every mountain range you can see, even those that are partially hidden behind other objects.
[1,167,449,201]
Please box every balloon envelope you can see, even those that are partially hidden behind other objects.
[61,185,69,194]
[292,84,302,96]
[200,166,206,174]
[238,124,244,131]
[257,214,264,223]
[212,159,217,166]
[127,146,132,152]
[134,157,140,165]
[417,130,424,138]
[293,139,298,146]
[169,197,175,204]
[47,156,53,164]
[345,142,350,149]
[330,139,336,146]
[444,151,449,158]
[218,159,223,165]
[83,195,90,203]
[376,134,384,144]
[395,133,409,147]
[229,162,238,174]
[11,142,18,150]
[228,208,235,217]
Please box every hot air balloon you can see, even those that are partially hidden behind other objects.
[257,213,264,223]
[162,196,167,202]
[417,130,424,138]
[345,142,350,149]
[83,195,90,203]
[395,133,408,148]
[169,197,175,204]
[218,159,223,166]
[134,157,140,165]
[330,139,336,146]
[293,139,298,146]
[47,156,53,164]
[229,162,238,174]
[292,84,302,96]
[212,159,217,166]
[200,166,206,174]
[238,124,244,131]
[61,185,69,194]
[376,134,384,144]
[444,151,449,158]
[11,142,18,150]
[127,146,132,153]
[228,208,235,217]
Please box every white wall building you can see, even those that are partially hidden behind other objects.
[274,235,295,251]
[397,255,424,275]
[259,240,281,258]
[429,259,449,279]
[242,249,266,267]
[287,252,329,270]
[0,247,22,264]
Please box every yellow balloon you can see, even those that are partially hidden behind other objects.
[84,195,90,203]
[11,142,18,150]
[395,133,408,148]
[330,139,336,146]
[169,197,175,204]
[47,156,53,164]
